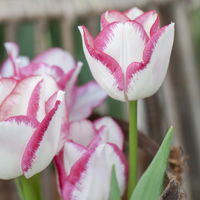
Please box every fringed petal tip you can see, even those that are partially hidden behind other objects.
[22,91,65,178]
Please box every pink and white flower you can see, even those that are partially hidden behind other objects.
[1,42,107,121]
[0,43,106,180]
[0,76,65,179]
[79,7,174,101]
[55,117,127,200]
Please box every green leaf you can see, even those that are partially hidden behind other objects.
[109,166,121,200]
[130,127,173,200]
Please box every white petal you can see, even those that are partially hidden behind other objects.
[94,117,124,150]
[135,10,159,36]
[37,75,59,121]
[0,78,17,105]
[23,91,65,178]
[32,48,75,73]
[65,63,82,107]
[79,26,125,101]
[68,120,96,147]
[70,81,106,121]
[0,59,14,77]
[63,141,86,175]
[0,76,42,121]
[4,42,19,59]
[0,117,36,179]
[95,21,148,74]
[100,10,129,29]
[124,7,144,19]
[63,143,127,200]
[127,24,174,100]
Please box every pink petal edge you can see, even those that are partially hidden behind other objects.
[79,25,124,91]
[21,99,61,173]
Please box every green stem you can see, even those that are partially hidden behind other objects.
[128,100,138,198]
[15,174,42,200]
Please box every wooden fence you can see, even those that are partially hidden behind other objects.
[0,0,200,199]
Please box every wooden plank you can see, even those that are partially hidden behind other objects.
[0,0,178,22]
[35,20,47,54]
[60,16,75,53]
[159,2,199,199]
[5,22,17,42]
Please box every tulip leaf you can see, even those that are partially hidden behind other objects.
[109,166,121,200]
[130,127,173,200]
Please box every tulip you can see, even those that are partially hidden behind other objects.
[79,7,174,101]
[55,117,128,200]
[0,76,65,179]
[0,43,106,180]
[1,42,107,121]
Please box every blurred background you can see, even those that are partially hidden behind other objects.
[0,0,200,199]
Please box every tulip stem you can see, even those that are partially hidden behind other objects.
[128,100,138,198]
[15,174,42,200]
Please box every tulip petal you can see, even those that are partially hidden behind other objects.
[70,81,107,121]
[0,78,17,105]
[1,42,19,77]
[26,76,58,122]
[79,26,125,101]
[21,62,65,85]
[135,10,160,36]
[126,24,174,100]
[68,120,96,147]
[65,63,82,108]
[32,48,75,73]
[4,42,19,58]
[36,75,59,121]
[100,10,129,29]
[22,91,65,178]
[54,149,68,193]
[0,116,37,179]
[27,80,42,119]
[0,76,42,121]
[94,117,124,150]
[59,62,82,90]
[62,143,127,200]
[45,91,58,114]
[123,7,144,20]
[45,90,68,152]
[95,21,148,74]
[1,59,14,77]
[63,141,87,175]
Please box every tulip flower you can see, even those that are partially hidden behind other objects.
[0,43,106,180]
[79,7,174,101]
[1,42,106,121]
[55,117,128,200]
[79,7,175,197]
[0,77,65,179]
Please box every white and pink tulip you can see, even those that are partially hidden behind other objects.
[79,7,174,101]
[55,117,128,200]
[0,43,106,180]
[1,42,107,121]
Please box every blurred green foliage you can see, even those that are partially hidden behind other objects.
[0,24,5,62]
[48,20,63,48]
[16,22,35,59]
